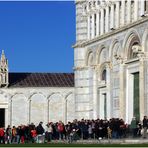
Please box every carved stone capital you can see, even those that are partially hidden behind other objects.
[114,54,123,64]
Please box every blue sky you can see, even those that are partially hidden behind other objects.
[0,1,75,72]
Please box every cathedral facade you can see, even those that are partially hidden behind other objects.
[74,0,148,124]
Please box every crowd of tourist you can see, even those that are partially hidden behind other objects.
[0,116,148,144]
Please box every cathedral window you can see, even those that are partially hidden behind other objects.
[102,69,106,81]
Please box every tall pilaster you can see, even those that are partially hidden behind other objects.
[110,4,115,29]
[91,13,95,38]
[134,0,139,21]
[87,15,90,39]
[100,8,104,35]
[121,0,125,26]
[96,12,100,36]
[127,0,131,24]
[106,63,111,119]
[140,0,145,16]
[115,1,120,28]
[93,67,98,119]
[119,63,126,120]
[139,57,145,120]
[105,6,109,33]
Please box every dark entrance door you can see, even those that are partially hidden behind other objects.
[133,72,140,121]
[103,93,107,119]
[0,109,5,127]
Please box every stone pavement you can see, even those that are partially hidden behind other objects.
[50,138,148,144]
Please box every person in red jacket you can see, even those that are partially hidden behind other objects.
[58,121,64,140]
[31,127,37,143]
[0,127,5,144]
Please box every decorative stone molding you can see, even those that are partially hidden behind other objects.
[114,53,124,64]
[105,61,113,69]
[73,66,89,71]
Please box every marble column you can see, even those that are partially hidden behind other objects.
[116,1,120,28]
[105,6,109,33]
[100,8,104,35]
[119,63,125,120]
[106,64,111,119]
[110,4,115,29]
[28,99,31,124]
[139,58,145,120]
[91,13,95,38]
[127,0,131,23]
[87,15,90,39]
[5,108,8,128]
[96,12,100,36]
[134,0,139,21]
[64,99,67,124]
[140,0,145,16]
[93,67,98,119]
[10,99,12,126]
[47,99,49,123]
[121,0,125,26]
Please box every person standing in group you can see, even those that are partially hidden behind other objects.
[57,121,64,140]
[142,116,148,138]
[6,125,12,144]
[46,122,53,143]
[36,122,45,143]
[130,117,137,138]
[0,127,5,144]
[11,126,17,143]
[31,127,37,143]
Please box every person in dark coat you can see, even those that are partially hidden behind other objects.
[142,116,148,138]
[36,122,45,143]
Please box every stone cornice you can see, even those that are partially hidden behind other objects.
[75,0,86,4]
[73,16,148,48]
[73,66,89,71]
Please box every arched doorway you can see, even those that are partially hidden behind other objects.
[124,33,141,123]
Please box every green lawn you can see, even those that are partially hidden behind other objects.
[1,143,148,147]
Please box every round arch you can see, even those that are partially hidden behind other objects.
[29,92,46,101]
[96,45,108,65]
[85,49,94,66]
[122,29,141,59]
[47,92,63,101]
[109,39,121,60]
[65,92,73,101]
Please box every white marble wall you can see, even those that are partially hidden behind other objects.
[11,94,28,126]
[0,87,74,127]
